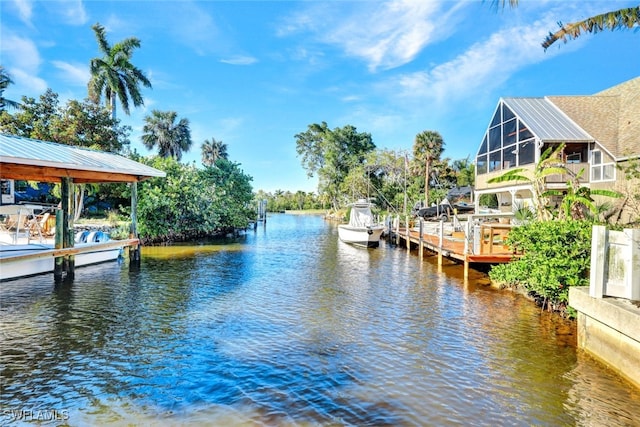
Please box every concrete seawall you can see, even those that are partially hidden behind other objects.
[569,287,640,390]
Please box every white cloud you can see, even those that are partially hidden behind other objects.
[11,0,33,24]
[388,17,570,107]
[56,0,88,26]
[324,0,445,72]
[0,32,41,71]
[220,56,258,66]
[51,61,90,86]
[280,0,465,72]
[10,69,47,94]
[166,2,221,56]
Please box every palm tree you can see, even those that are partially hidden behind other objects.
[141,110,192,161]
[201,137,228,166]
[413,130,444,208]
[452,156,475,187]
[0,66,20,111]
[495,1,640,49]
[88,23,152,120]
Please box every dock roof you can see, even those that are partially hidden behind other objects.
[0,133,166,183]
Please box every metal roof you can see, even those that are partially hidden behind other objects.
[0,133,166,183]
[502,97,594,142]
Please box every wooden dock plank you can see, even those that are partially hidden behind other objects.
[0,238,139,264]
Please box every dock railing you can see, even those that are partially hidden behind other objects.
[387,211,521,257]
[466,212,516,256]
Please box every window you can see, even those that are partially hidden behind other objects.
[519,139,535,165]
[518,121,533,141]
[490,106,501,128]
[476,101,540,176]
[489,150,502,172]
[502,144,516,169]
[566,153,581,163]
[590,150,615,182]
[477,155,487,174]
[503,105,515,121]
[503,119,517,146]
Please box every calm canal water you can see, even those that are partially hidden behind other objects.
[1,213,640,426]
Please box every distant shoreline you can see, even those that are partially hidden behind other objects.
[282,209,327,215]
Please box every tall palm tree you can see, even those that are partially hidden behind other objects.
[201,137,228,166]
[494,0,640,49]
[88,23,152,120]
[141,110,192,161]
[0,66,20,111]
[413,130,444,208]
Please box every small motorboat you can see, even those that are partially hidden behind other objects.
[337,199,385,248]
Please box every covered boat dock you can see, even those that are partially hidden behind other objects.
[0,133,165,280]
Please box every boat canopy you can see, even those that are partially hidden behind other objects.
[348,203,374,228]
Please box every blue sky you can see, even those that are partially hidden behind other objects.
[2,1,639,193]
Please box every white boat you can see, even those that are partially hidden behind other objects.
[337,200,385,248]
[0,230,124,281]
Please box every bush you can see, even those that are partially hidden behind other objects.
[489,220,592,312]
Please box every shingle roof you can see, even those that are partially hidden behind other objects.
[548,76,640,158]
[501,97,593,142]
[0,133,166,183]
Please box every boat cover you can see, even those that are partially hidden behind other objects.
[348,205,374,228]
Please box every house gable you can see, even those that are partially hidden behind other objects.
[549,77,640,159]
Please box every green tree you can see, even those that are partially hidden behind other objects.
[88,22,152,120]
[452,156,475,187]
[0,89,60,141]
[0,89,130,152]
[496,1,640,49]
[0,66,20,111]
[51,98,131,153]
[201,137,228,166]
[295,122,375,210]
[136,156,254,242]
[141,110,192,161]
[413,130,445,208]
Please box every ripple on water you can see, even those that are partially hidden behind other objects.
[2,214,640,426]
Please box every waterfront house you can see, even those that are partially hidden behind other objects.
[474,77,640,224]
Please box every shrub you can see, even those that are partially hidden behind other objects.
[489,219,592,312]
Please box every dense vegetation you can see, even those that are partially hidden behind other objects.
[489,220,592,314]
[134,157,254,243]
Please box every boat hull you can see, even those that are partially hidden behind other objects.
[338,225,384,248]
[0,243,122,281]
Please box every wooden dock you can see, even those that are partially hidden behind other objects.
[387,214,520,279]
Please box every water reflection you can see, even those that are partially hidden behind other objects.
[1,213,640,426]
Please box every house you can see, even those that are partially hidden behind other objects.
[474,77,640,224]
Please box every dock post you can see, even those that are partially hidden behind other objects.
[395,215,400,245]
[129,181,141,265]
[405,215,410,250]
[418,218,424,259]
[61,177,75,279]
[437,220,444,266]
[464,256,469,280]
[463,220,471,280]
[54,209,64,281]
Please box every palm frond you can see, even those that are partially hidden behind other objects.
[543,6,640,49]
